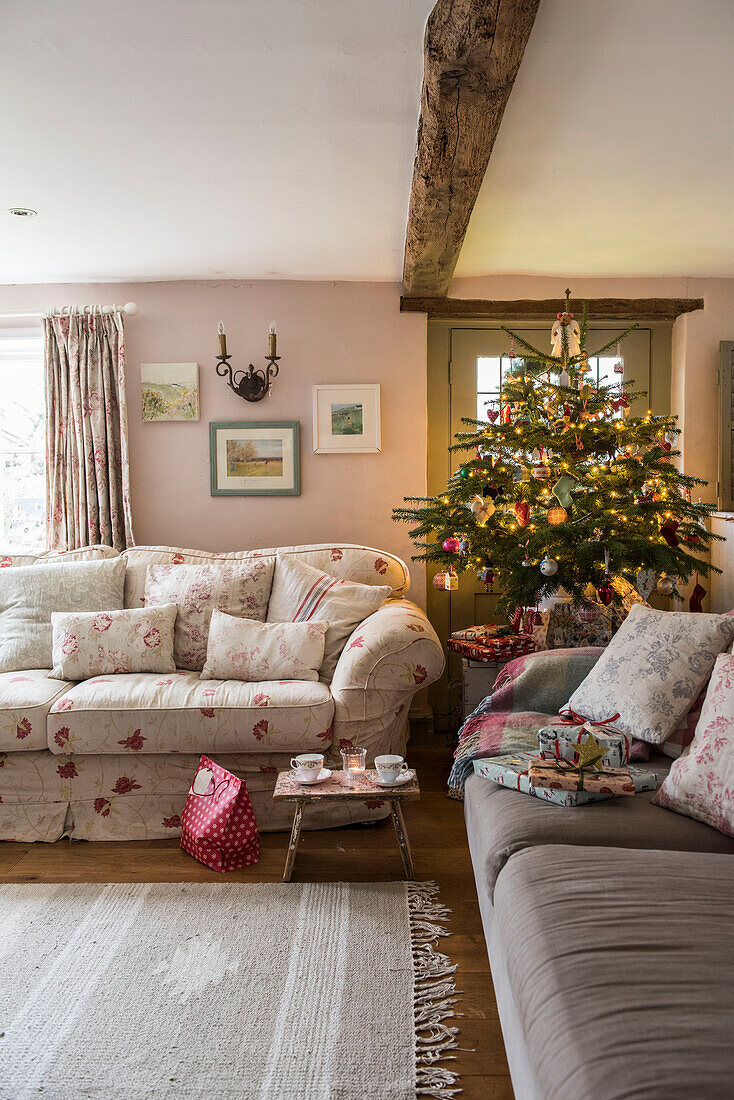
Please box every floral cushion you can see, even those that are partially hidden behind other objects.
[144,560,274,671]
[0,558,126,673]
[200,611,327,683]
[568,604,734,744]
[46,671,334,755]
[654,653,734,836]
[267,555,391,679]
[49,605,178,680]
[0,669,74,752]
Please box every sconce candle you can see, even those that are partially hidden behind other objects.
[215,321,281,402]
[340,746,367,787]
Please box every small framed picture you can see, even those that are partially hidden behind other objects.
[141,362,200,421]
[312,384,381,453]
[209,421,300,496]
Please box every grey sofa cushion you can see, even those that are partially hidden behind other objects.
[465,757,734,899]
[0,558,126,673]
[494,845,734,1100]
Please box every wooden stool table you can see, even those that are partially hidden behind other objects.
[273,768,420,882]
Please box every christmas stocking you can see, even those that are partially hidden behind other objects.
[660,518,680,547]
[689,583,706,613]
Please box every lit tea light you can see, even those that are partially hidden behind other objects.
[340,746,367,786]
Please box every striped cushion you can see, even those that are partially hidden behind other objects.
[267,556,390,679]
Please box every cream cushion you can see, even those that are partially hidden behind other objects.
[143,560,274,671]
[654,653,734,836]
[568,604,734,744]
[0,669,74,752]
[267,555,391,679]
[201,611,327,683]
[0,558,126,673]
[46,671,334,755]
[49,605,178,681]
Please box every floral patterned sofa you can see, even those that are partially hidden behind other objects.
[0,543,444,842]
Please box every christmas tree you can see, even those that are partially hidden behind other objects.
[394,291,719,617]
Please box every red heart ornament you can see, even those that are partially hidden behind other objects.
[597,580,614,606]
[514,501,530,527]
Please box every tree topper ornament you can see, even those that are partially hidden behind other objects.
[551,313,581,359]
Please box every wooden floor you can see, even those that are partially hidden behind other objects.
[0,740,513,1099]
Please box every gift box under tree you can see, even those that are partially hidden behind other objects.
[473,753,657,807]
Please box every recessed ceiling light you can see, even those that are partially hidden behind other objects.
[7,207,37,217]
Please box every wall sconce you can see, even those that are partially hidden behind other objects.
[215,321,280,402]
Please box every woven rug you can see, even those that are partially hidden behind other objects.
[0,881,459,1099]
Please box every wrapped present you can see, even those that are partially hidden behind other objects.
[450,623,513,641]
[538,722,632,769]
[447,635,535,663]
[529,761,635,796]
[472,754,657,807]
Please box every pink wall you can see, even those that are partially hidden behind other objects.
[0,280,428,604]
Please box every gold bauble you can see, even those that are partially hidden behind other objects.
[547,505,568,525]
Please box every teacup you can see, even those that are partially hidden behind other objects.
[375,754,409,783]
[291,753,324,781]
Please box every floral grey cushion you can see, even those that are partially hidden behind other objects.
[0,558,126,673]
[567,604,734,744]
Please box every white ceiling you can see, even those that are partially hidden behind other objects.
[0,0,433,283]
[456,0,734,279]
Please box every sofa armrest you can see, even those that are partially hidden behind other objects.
[328,600,445,764]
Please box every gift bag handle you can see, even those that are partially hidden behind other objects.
[192,775,231,800]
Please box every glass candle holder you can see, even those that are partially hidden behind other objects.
[340,746,367,786]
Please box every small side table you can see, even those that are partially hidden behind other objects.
[273,768,420,882]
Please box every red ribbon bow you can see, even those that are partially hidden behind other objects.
[557,708,621,727]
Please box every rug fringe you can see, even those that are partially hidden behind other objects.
[408,882,462,1098]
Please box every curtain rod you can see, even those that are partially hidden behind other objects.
[0,302,138,320]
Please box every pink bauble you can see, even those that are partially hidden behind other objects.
[442,537,460,553]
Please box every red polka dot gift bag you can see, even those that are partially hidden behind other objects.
[180,755,260,872]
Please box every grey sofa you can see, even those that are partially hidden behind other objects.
[465,745,734,1098]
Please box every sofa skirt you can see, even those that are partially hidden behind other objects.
[0,750,391,842]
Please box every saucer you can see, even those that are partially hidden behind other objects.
[291,767,332,785]
[373,769,415,787]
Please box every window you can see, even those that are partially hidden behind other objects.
[0,328,45,550]
[476,355,624,421]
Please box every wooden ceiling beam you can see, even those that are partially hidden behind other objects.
[400,296,705,321]
[402,0,541,298]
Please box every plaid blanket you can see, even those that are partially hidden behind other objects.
[448,647,604,798]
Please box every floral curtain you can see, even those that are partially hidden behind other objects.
[43,311,134,550]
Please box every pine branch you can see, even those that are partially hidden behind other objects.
[587,323,639,359]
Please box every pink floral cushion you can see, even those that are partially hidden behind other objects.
[144,560,274,671]
[200,611,328,683]
[654,653,734,837]
[49,605,178,680]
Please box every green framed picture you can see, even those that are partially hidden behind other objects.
[209,421,300,496]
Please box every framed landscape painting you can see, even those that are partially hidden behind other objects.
[312,384,381,453]
[210,421,300,496]
[141,362,199,421]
